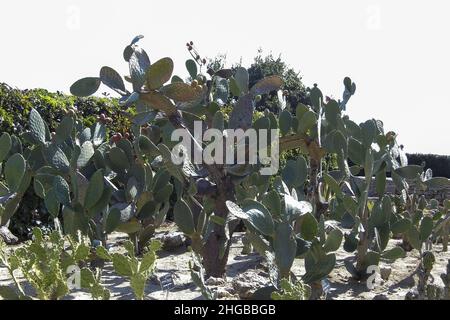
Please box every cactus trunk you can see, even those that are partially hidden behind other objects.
[443,235,448,252]
[203,228,232,278]
[203,194,232,278]
[307,157,327,220]
[309,282,323,300]
[356,202,369,275]
[202,173,236,278]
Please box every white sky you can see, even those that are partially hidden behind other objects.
[0,0,449,155]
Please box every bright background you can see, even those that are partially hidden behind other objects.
[1,0,448,154]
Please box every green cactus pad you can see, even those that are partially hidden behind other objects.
[283,194,313,222]
[45,145,70,173]
[53,176,71,206]
[0,133,12,163]
[174,199,196,235]
[279,110,292,136]
[234,67,249,94]
[394,165,423,180]
[381,247,406,261]
[250,75,283,97]
[297,110,317,134]
[299,213,318,241]
[323,229,344,253]
[84,170,104,209]
[105,208,122,234]
[100,66,126,94]
[229,93,254,130]
[55,116,74,144]
[29,108,47,144]
[70,77,101,97]
[145,57,174,90]
[77,141,95,168]
[241,200,274,236]
[161,82,202,102]
[109,147,131,172]
[185,59,198,79]
[5,153,26,191]
[140,91,177,115]
[129,48,151,91]
[273,222,297,278]
[419,216,434,241]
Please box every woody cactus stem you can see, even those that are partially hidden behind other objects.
[167,111,236,278]
[307,156,325,299]
[356,206,370,273]
[355,149,373,274]
[308,157,328,220]
[202,177,236,278]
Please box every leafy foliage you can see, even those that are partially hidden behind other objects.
[271,278,311,300]
[0,228,109,300]
[96,240,161,300]
[0,36,449,302]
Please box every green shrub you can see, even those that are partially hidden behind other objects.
[0,83,132,137]
[407,153,450,178]
[0,84,134,239]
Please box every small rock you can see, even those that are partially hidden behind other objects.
[405,289,419,300]
[380,266,392,281]
[324,220,340,234]
[0,227,18,245]
[216,287,238,300]
[231,270,270,299]
[373,294,389,300]
[155,232,186,251]
[205,277,226,286]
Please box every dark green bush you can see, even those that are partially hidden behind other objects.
[0,83,132,137]
[407,153,450,178]
[0,83,134,239]
[248,51,308,113]
[207,51,308,114]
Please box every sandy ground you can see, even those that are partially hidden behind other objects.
[1,222,449,300]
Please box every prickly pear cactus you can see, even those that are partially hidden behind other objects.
[25,108,112,240]
[0,228,110,300]
[96,239,161,300]
[66,35,450,289]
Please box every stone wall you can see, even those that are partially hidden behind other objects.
[345,177,449,202]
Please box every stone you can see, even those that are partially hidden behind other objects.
[231,270,270,299]
[380,266,392,281]
[0,227,18,245]
[155,232,186,251]
[215,287,238,300]
[205,277,226,286]
[373,294,389,300]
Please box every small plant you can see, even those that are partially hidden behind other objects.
[189,252,218,300]
[441,259,450,299]
[102,132,173,253]
[0,228,109,300]
[96,239,161,300]
[271,278,311,300]
[226,173,343,299]
[24,109,114,242]
[0,133,30,231]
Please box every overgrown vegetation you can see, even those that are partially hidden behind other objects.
[0,35,449,300]
[0,83,134,239]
